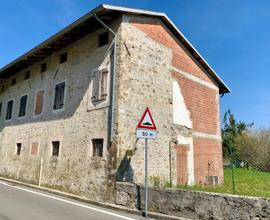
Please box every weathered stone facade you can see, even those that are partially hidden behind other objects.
[0,5,229,202]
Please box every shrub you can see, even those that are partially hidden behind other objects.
[236,129,270,172]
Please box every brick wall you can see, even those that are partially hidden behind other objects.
[130,17,223,184]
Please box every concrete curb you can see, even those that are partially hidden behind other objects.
[0,176,189,220]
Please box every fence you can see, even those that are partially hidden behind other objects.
[176,143,270,198]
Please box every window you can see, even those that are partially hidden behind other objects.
[16,143,22,156]
[31,143,38,156]
[6,100,13,120]
[98,32,109,47]
[24,71,30,80]
[92,68,108,102]
[92,139,103,157]
[0,102,2,118]
[19,95,28,117]
[52,141,60,157]
[101,69,108,99]
[40,63,47,73]
[60,52,67,64]
[53,82,65,110]
[35,90,44,115]
[11,78,16,86]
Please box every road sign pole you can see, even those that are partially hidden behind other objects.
[145,138,148,218]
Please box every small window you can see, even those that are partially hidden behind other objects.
[6,100,13,120]
[92,139,103,157]
[52,141,60,157]
[24,71,30,80]
[98,32,109,47]
[19,95,28,117]
[60,52,67,64]
[11,78,16,86]
[16,143,22,156]
[31,143,38,156]
[53,82,65,110]
[35,90,44,115]
[0,102,2,118]
[40,63,47,73]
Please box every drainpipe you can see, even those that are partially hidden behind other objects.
[93,14,117,144]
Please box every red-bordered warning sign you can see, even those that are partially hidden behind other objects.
[137,107,157,130]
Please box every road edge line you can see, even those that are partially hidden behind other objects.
[0,176,188,220]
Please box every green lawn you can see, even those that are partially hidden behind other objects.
[176,168,270,198]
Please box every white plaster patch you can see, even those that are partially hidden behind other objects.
[172,80,192,128]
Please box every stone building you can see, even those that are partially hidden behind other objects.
[0,5,230,202]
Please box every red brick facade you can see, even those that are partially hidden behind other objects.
[131,18,223,185]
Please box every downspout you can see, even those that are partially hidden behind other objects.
[93,14,117,144]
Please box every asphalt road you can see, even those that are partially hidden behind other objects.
[0,181,150,220]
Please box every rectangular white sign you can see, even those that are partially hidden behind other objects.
[136,129,157,139]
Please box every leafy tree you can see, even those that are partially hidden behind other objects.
[222,110,253,159]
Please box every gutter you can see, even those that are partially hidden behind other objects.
[93,14,117,144]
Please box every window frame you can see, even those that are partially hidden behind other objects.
[40,62,47,73]
[59,52,68,64]
[92,139,104,158]
[18,94,28,118]
[51,141,60,158]
[6,99,14,121]
[52,80,67,112]
[15,143,22,156]
[24,70,31,80]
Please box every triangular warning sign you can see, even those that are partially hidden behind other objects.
[137,107,157,130]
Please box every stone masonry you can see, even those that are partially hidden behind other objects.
[0,5,229,203]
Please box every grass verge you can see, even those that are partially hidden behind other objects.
[176,168,270,198]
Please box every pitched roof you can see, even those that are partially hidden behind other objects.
[0,4,230,93]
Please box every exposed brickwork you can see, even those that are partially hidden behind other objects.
[174,145,189,184]
[130,18,215,84]
[172,72,218,135]
[130,16,223,185]
[193,137,223,184]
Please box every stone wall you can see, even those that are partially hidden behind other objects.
[0,19,121,203]
[115,182,270,220]
[121,15,223,185]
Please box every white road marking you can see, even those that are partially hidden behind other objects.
[0,181,137,220]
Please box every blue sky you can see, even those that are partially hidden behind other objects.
[1,0,270,127]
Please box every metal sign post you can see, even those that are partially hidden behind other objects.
[136,107,157,218]
[145,138,148,218]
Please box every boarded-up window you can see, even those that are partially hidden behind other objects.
[53,82,65,110]
[19,95,28,117]
[6,100,13,120]
[52,141,60,157]
[92,139,103,157]
[31,143,38,155]
[35,90,44,115]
